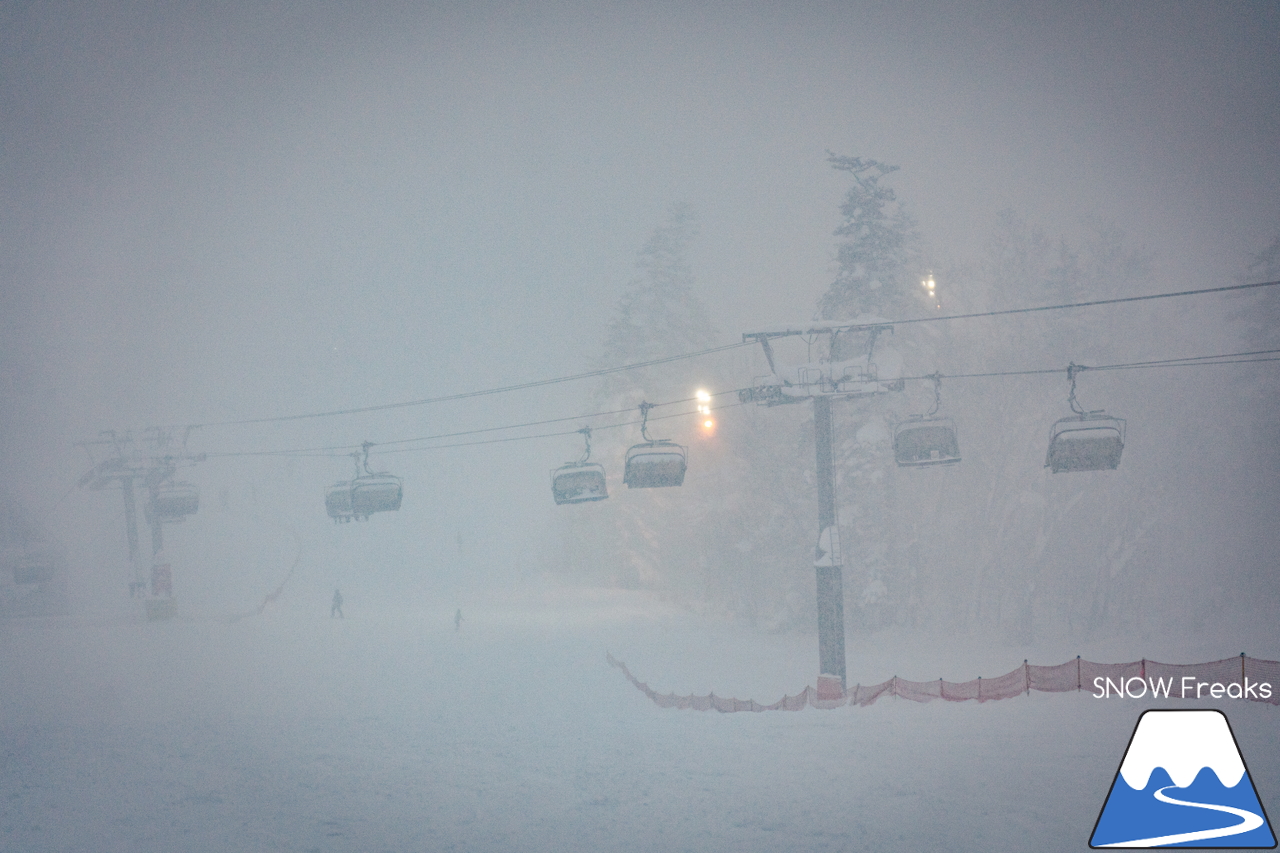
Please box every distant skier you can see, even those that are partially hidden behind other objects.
[454,608,462,632]
[331,588,344,619]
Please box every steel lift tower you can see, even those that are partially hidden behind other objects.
[741,318,904,698]
[78,430,203,620]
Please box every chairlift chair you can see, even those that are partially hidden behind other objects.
[1046,414,1125,473]
[552,427,608,504]
[350,475,403,517]
[1045,364,1125,473]
[325,481,355,522]
[150,481,199,522]
[552,463,608,504]
[624,440,688,488]
[325,442,403,521]
[623,403,688,489]
[893,374,961,467]
[894,417,961,467]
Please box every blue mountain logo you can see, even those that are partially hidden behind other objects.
[1091,709,1276,848]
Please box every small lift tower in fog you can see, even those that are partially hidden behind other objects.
[77,429,204,620]
[741,319,904,697]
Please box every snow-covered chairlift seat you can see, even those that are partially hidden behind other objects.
[326,481,355,521]
[623,440,687,488]
[551,462,608,504]
[893,417,961,467]
[151,481,199,521]
[350,475,403,518]
[1045,414,1125,473]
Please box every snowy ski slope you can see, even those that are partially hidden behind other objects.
[2,587,1277,852]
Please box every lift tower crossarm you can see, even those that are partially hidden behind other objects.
[740,316,895,341]
[740,317,904,407]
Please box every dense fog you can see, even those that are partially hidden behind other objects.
[2,2,1278,850]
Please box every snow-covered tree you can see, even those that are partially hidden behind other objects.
[597,203,714,371]
[812,154,930,630]
[553,205,719,591]
[818,154,922,322]
[550,205,817,628]
[926,211,1161,641]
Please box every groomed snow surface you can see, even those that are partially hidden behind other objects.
[2,587,1277,853]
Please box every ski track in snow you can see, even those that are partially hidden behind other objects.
[1,591,1277,852]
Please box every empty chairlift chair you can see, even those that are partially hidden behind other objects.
[150,480,199,522]
[552,427,608,505]
[1046,413,1125,473]
[893,375,961,467]
[623,402,688,489]
[552,464,608,503]
[1045,364,1125,473]
[894,417,961,467]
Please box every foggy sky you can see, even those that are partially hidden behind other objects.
[2,1,1277,604]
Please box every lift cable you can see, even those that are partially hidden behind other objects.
[205,396,748,459]
[1086,350,1280,372]
[887,278,1280,329]
[378,400,750,456]
[897,348,1280,383]
[203,390,740,458]
[202,400,651,458]
[183,279,1280,432]
[189,343,754,429]
[379,348,1280,454]
[201,347,1276,461]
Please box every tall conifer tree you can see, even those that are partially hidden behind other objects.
[816,154,924,629]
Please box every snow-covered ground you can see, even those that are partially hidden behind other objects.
[2,586,1277,852]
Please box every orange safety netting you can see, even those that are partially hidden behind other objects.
[606,653,1280,712]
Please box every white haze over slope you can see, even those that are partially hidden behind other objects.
[2,587,1278,852]
[2,3,1278,851]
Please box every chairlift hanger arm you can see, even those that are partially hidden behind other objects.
[638,402,655,442]
[1066,362,1097,415]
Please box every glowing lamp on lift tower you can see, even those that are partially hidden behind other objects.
[695,388,715,435]
[922,272,940,309]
